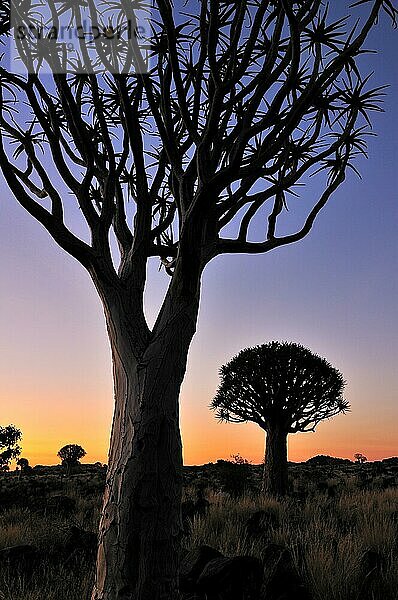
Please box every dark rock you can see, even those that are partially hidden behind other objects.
[360,548,386,576]
[263,543,311,600]
[328,485,337,498]
[182,500,196,520]
[64,525,97,559]
[358,549,387,599]
[0,545,39,575]
[29,496,48,515]
[197,555,263,600]
[317,481,329,493]
[180,545,223,592]
[0,544,38,562]
[245,509,279,538]
[195,497,210,517]
[182,495,211,535]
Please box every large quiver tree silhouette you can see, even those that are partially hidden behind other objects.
[0,1,396,598]
[211,342,348,496]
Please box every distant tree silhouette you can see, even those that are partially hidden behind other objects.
[354,453,368,464]
[0,425,22,472]
[16,457,32,476]
[58,444,87,473]
[211,342,349,496]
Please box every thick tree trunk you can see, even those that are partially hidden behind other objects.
[91,282,199,600]
[262,427,289,496]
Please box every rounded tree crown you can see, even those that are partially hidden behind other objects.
[57,444,87,463]
[211,341,348,433]
[0,425,22,469]
[0,425,22,448]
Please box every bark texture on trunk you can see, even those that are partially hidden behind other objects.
[91,280,200,600]
[262,427,288,496]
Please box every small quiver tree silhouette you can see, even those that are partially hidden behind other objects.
[211,342,349,496]
[354,452,368,463]
[16,457,32,477]
[0,425,22,473]
[58,444,86,474]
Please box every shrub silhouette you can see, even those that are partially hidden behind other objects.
[215,454,253,498]
[306,455,352,467]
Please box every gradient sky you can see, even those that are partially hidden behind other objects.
[0,6,397,466]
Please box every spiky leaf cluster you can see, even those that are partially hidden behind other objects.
[0,0,9,37]
[211,342,349,433]
[0,0,395,287]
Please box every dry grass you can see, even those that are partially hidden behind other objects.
[0,474,397,599]
[184,488,398,600]
[0,567,93,600]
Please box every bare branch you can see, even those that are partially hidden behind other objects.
[0,0,390,287]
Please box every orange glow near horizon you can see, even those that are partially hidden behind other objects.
[1,177,397,470]
[4,386,398,468]
[10,425,398,468]
[2,327,398,468]
[2,312,397,468]
[179,403,398,466]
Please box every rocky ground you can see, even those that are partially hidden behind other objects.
[0,456,397,599]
